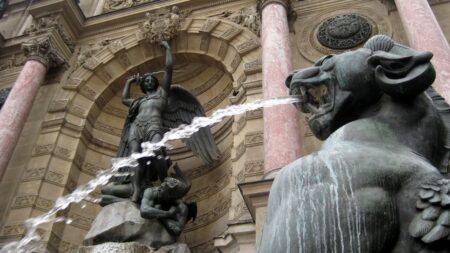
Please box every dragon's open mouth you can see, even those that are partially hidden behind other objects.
[290,83,332,115]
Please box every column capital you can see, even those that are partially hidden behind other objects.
[258,0,290,11]
[21,37,65,70]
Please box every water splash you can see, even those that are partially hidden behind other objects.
[0,96,299,253]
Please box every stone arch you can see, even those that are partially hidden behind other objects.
[26,18,263,251]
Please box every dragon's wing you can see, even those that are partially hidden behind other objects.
[162,85,219,164]
[409,178,450,244]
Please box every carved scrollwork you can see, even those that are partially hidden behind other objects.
[317,14,372,50]
[22,37,65,69]
[140,6,190,44]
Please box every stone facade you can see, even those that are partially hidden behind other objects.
[0,0,449,252]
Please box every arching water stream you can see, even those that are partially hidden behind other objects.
[0,96,299,253]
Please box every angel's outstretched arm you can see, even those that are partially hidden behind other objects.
[160,41,172,98]
[122,74,138,106]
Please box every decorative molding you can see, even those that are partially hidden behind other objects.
[245,160,264,176]
[11,195,37,209]
[244,59,262,75]
[76,39,113,68]
[218,41,228,59]
[246,108,263,119]
[33,144,54,156]
[54,146,73,161]
[103,0,165,12]
[45,170,66,186]
[200,19,220,33]
[220,27,243,41]
[140,6,190,44]
[82,162,105,177]
[68,212,93,231]
[35,197,54,212]
[22,167,46,181]
[1,223,25,237]
[230,54,241,72]
[24,14,74,52]
[22,37,65,69]
[236,38,260,55]
[245,131,264,147]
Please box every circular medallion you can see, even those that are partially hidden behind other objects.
[317,14,372,50]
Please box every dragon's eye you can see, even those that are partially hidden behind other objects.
[315,55,334,67]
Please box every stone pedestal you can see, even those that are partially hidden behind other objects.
[78,242,190,253]
[84,201,179,249]
[394,0,450,103]
[260,0,302,177]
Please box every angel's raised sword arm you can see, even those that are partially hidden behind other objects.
[161,41,173,98]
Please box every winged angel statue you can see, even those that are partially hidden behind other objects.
[101,41,218,204]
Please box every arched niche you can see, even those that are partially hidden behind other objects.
[36,18,262,251]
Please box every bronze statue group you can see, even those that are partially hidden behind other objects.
[99,41,218,237]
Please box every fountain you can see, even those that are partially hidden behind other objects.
[0,94,298,253]
[258,35,450,253]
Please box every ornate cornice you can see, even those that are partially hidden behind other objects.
[22,37,64,69]
[24,14,74,52]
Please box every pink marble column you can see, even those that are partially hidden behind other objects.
[0,37,62,181]
[261,0,302,177]
[394,0,450,103]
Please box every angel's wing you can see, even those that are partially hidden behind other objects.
[409,178,450,244]
[162,85,219,164]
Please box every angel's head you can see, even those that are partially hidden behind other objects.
[139,72,159,93]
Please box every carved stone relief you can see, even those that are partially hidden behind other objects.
[140,6,190,44]
[295,8,392,62]
[317,14,372,50]
[221,6,261,36]
[0,54,25,71]
[24,14,74,52]
[103,0,159,12]
[22,37,65,69]
[76,40,112,67]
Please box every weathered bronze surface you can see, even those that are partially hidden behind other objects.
[258,35,450,253]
